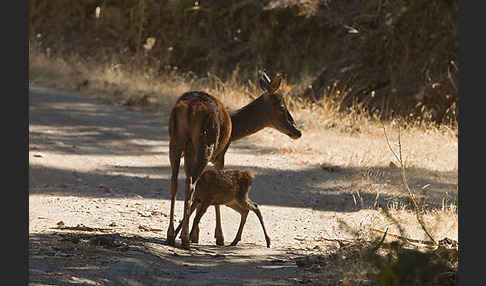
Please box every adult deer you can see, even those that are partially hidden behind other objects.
[167,71,301,249]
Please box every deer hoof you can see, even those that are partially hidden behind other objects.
[181,239,191,250]
[190,233,199,243]
[167,226,176,246]
[166,233,176,246]
[166,237,175,246]
[216,239,225,246]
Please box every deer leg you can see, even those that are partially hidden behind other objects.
[214,205,225,246]
[212,145,227,171]
[180,176,196,249]
[190,219,200,243]
[189,202,210,244]
[180,140,212,249]
[189,201,203,243]
[174,199,200,239]
[167,143,182,246]
[247,201,271,248]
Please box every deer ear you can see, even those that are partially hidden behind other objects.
[267,73,281,94]
[259,78,270,91]
[259,70,272,91]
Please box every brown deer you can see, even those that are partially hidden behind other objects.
[174,169,271,248]
[167,71,301,249]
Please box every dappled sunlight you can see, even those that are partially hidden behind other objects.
[29,85,458,285]
[28,0,459,283]
[29,84,457,211]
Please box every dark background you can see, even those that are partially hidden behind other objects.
[29,0,458,126]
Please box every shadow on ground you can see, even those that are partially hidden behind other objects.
[29,162,457,213]
[29,87,170,156]
[29,231,302,286]
[29,86,457,212]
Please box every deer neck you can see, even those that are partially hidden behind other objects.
[230,96,269,142]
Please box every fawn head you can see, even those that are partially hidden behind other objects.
[237,170,254,187]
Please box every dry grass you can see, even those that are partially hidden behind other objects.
[29,44,458,180]
[29,42,457,132]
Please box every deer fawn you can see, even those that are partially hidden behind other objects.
[174,169,271,248]
[167,71,301,249]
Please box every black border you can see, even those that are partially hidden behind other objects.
[457,0,471,285]
[7,0,29,284]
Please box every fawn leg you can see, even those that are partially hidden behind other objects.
[230,206,249,247]
[180,138,212,249]
[189,202,204,243]
[248,201,271,248]
[189,202,210,244]
[175,200,200,239]
[214,205,225,246]
[212,159,226,246]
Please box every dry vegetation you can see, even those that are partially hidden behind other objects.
[29,43,458,285]
[29,0,458,284]
[29,0,458,126]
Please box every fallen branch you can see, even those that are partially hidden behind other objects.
[313,237,356,244]
[382,123,437,245]
[371,228,436,246]
[370,227,389,253]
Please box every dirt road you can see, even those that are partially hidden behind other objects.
[29,86,457,285]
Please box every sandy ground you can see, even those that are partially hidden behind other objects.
[29,86,458,285]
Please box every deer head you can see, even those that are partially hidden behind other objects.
[259,71,302,139]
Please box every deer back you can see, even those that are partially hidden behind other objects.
[169,91,232,162]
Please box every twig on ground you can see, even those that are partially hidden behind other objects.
[51,224,112,232]
[138,225,164,232]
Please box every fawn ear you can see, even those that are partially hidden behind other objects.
[267,73,281,94]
